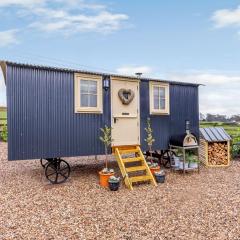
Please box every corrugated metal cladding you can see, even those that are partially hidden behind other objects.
[6,64,199,160]
[7,65,111,160]
[140,80,199,151]
[200,127,231,142]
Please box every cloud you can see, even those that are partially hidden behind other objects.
[54,0,106,11]
[0,0,45,7]
[116,66,153,76]
[212,5,240,28]
[167,72,240,85]
[29,9,128,34]
[0,1,129,35]
[0,29,19,47]
[165,71,240,116]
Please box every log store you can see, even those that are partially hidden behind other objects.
[199,127,231,167]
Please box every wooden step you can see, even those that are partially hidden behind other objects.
[129,175,153,183]
[119,149,139,154]
[126,166,146,172]
[122,157,142,163]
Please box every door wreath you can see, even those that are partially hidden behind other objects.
[118,88,135,105]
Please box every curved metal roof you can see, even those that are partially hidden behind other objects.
[0,60,201,87]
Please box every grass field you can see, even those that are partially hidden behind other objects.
[200,121,240,144]
[0,108,7,126]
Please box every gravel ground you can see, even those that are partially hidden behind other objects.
[0,142,240,240]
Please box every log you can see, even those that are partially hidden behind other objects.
[208,142,228,165]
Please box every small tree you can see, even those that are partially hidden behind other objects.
[144,118,155,164]
[0,124,8,142]
[99,125,113,171]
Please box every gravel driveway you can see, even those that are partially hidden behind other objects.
[0,142,240,240]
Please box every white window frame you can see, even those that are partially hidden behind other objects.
[74,73,103,113]
[149,81,170,115]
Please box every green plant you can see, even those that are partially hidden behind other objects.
[102,168,114,174]
[154,170,165,176]
[144,118,155,164]
[144,118,155,147]
[108,176,120,183]
[147,161,159,168]
[0,125,8,142]
[232,144,240,158]
[186,153,199,163]
[99,125,113,172]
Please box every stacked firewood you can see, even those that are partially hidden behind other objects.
[208,142,228,165]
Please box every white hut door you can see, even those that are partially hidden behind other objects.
[111,79,140,146]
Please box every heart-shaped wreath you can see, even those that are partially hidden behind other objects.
[118,88,135,105]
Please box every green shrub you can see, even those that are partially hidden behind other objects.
[232,144,240,158]
[0,125,8,142]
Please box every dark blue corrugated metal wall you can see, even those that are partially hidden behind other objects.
[6,65,199,160]
[140,80,199,151]
[7,65,111,160]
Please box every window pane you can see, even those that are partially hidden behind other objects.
[89,95,97,107]
[160,99,165,110]
[80,94,88,107]
[153,86,159,98]
[154,99,160,110]
[159,87,165,98]
[153,86,160,109]
[80,80,89,94]
[88,81,97,94]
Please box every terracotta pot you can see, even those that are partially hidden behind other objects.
[99,171,115,187]
[150,165,160,175]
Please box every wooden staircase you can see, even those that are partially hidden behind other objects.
[112,145,157,190]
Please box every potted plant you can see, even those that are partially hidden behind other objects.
[172,155,180,168]
[108,176,120,191]
[188,154,199,169]
[99,125,114,187]
[144,118,160,174]
[178,160,188,170]
[154,170,165,183]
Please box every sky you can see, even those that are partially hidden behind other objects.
[0,0,240,116]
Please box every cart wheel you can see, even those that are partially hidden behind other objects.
[162,150,176,168]
[40,158,48,169]
[45,159,71,184]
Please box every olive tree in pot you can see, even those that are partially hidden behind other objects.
[144,118,160,174]
[99,125,114,187]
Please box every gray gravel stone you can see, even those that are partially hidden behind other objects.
[0,142,240,239]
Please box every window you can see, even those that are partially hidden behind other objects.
[149,82,169,114]
[75,73,103,113]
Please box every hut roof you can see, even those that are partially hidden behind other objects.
[200,127,232,142]
[0,60,201,87]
